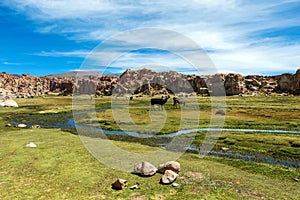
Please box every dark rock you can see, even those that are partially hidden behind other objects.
[111,178,127,190]
[215,110,226,115]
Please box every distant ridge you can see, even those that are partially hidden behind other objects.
[46,71,103,78]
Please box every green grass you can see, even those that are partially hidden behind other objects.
[0,128,299,199]
[0,95,300,199]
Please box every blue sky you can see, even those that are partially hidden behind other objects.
[0,0,300,76]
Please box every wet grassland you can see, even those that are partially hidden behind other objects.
[0,95,299,199]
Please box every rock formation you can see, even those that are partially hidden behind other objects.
[0,68,300,96]
[277,69,300,94]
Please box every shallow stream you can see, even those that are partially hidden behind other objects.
[12,110,300,168]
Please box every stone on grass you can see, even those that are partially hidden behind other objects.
[161,170,178,184]
[5,123,12,127]
[157,161,180,174]
[30,125,41,129]
[0,96,19,107]
[172,183,180,187]
[111,178,127,190]
[220,147,230,152]
[17,124,27,128]
[215,110,225,115]
[26,142,37,148]
[130,184,140,190]
[132,161,157,176]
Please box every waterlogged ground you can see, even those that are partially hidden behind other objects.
[0,95,300,199]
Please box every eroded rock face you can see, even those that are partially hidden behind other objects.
[224,73,245,95]
[277,69,300,94]
[1,69,300,96]
[0,72,50,97]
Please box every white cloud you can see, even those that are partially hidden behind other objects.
[3,0,300,75]
[35,50,90,57]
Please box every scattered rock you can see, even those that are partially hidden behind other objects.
[5,123,11,127]
[111,178,127,190]
[215,110,225,115]
[292,178,299,182]
[172,183,180,187]
[157,161,180,174]
[26,142,37,148]
[220,147,230,152]
[130,184,140,190]
[30,125,41,129]
[132,161,157,176]
[17,124,27,128]
[161,170,178,184]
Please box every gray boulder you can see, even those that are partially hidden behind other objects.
[157,161,180,174]
[132,161,157,176]
[161,170,178,184]
[0,96,18,107]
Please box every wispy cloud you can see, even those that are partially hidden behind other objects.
[2,0,300,75]
[35,50,90,57]
[2,61,23,65]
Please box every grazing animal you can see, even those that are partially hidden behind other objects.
[151,96,170,110]
[173,97,185,108]
[130,96,133,101]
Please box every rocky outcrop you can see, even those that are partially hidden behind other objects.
[0,72,50,97]
[277,69,300,94]
[0,69,300,96]
[224,73,245,95]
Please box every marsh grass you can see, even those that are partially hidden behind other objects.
[0,95,300,198]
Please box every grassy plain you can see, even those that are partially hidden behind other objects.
[0,95,299,199]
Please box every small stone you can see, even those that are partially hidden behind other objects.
[5,123,11,127]
[30,125,41,129]
[112,178,127,190]
[17,124,27,128]
[130,185,139,190]
[172,183,180,187]
[26,142,37,148]
[161,170,178,184]
[220,147,230,152]
[215,110,225,115]
[292,178,299,182]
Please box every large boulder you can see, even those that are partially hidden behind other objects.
[157,161,180,174]
[0,96,18,107]
[132,161,157,176]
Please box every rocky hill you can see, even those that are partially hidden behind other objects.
[0,69,299,97]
